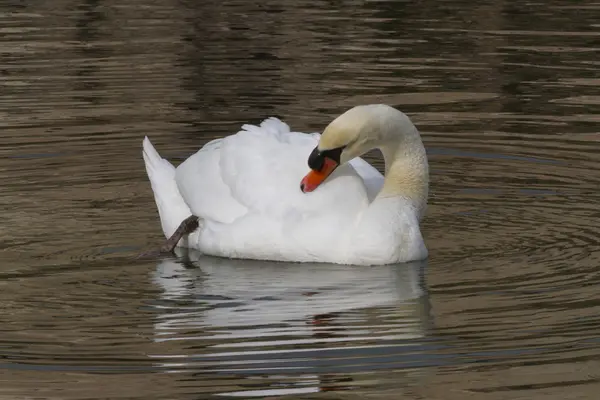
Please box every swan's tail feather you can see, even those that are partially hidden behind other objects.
[142,137,192,238]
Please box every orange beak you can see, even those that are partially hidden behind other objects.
[300,157,339,193]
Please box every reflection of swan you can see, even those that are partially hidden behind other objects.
[153,249,430,336]
[150,250,432,397]
[143,105,428,265]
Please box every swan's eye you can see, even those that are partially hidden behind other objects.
[307,146,345,171]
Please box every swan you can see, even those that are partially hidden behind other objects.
[142,104,429,266]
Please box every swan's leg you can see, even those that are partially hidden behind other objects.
[137,215,200,259]
[160,215,200,253]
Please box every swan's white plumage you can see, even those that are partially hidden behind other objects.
[143,106,428,265]
[175,138,247,224]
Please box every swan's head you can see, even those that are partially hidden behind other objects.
[301,104,420,193]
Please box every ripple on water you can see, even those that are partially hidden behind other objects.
[1,0,600,398]
[0,249,437,397]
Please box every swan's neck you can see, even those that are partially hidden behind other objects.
[377,140,429,219]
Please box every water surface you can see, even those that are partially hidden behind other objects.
[1,0,600,398]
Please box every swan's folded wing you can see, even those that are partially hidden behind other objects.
[218,118,371,220]
[175,138,248,224]
[176,117,374,231]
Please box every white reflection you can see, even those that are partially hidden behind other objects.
[149,248,433,396]
[152,248,430,340]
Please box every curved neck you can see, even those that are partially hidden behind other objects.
[376,139,429,220]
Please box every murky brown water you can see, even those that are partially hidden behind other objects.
[1,0,600,398]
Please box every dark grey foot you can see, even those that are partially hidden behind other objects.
[136,215,200,259]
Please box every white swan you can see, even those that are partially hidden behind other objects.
[142,104,429,266]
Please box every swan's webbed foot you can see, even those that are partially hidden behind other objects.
[137,215,200,259]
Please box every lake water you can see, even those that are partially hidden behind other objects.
[1,0,600,398]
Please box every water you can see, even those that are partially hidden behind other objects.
[1,0,600,398]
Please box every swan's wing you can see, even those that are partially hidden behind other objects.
[218,118,371,220]
[175,138,248,224]
[175,117,372,226]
